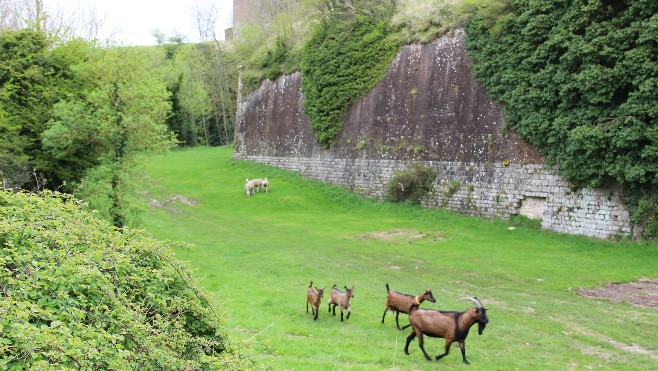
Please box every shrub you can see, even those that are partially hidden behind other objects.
[0,191,249,369]
[627,187,658,240]
[385,163,436,204]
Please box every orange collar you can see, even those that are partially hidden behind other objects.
[415,296,421,305]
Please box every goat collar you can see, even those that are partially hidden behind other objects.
[415,296,421,305]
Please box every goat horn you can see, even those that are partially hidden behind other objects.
[459,296,483,308]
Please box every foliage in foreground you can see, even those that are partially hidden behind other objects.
[466,0,658,237]
[0,190,249,369]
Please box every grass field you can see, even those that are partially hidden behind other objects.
[135,146,657,370]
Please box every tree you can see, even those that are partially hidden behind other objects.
[193,3,239,146]
[0,29,86,189]
[43,46,176,227]
[174,46,214,145]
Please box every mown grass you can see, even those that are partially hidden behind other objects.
[135,146,658,370]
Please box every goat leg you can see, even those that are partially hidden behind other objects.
[314,307,319,321]
[395,311,402,331]
[381,307,389,324]
[435,341,451,361]
[404,331,416,355]
[346,308,351,319]
[417,333,432,361]
[459,341,469,364]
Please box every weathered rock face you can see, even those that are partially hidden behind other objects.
[236,30,541,163]
[234,30,631,239]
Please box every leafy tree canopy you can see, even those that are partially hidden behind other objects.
[0,30,84,187]
[42,46,177,227]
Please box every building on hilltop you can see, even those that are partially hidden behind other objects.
[233,0,262,28]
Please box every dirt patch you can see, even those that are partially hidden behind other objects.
[149,194,198,214]
[354,228,445,244]
[578,277,658,309]
[564,321,658,362]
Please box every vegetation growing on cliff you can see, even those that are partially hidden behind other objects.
[300,3,401,145]
[465,0,658,238]
[0,190,249,369]
[231,0,511,145]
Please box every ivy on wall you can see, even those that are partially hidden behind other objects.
[300,10,401,146]
[466,0,658,238]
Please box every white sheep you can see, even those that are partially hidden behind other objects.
[245,178,255,197]
[262,178,269,193]
[251,178,264,192]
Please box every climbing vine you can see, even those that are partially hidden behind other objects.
[300,5,401,146]
[466,0,658,238]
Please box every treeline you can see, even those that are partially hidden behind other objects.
[0,27,237,226]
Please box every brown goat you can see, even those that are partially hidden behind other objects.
[306,281,325,320]
[327,285,354,321]
[404,297,489,364]
[382,283,436,330]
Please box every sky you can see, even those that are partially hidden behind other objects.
[47,0,233,45]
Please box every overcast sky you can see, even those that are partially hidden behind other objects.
[47,0,233,45]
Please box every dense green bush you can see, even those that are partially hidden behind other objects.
[0,30,85,188]
[384,163,436,204]
[466,0,658,238]
[0,191,249,369]
[300,7,401,145]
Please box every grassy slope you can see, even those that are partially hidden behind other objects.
[136,146,657,370]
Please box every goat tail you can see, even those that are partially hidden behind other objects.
[309,281,313,288]
[386,282,390,293]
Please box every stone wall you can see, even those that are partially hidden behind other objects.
[233,30,632,239]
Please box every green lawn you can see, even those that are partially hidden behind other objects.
[135,146,658,370]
